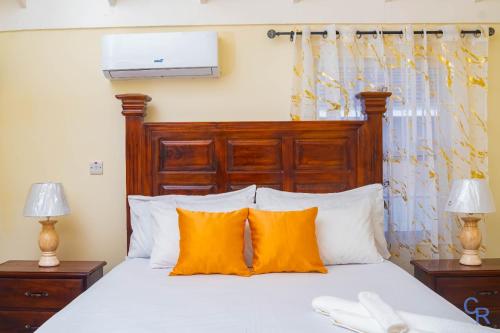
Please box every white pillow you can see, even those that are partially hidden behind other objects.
[255,184,390,260]
[147,201,177,268]
[128,196,175,259]
[257,197,382,265]
[149,200,254,269]
[127,185,256,258]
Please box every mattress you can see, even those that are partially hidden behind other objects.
[38,259,472,333]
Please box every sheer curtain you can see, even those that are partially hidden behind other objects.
[291,25,489,270]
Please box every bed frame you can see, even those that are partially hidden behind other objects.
[117,91,391,249]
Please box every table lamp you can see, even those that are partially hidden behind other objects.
[446,179,495,266]
[23,182,70,267]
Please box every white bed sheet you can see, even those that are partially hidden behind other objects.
[38,259,472,333]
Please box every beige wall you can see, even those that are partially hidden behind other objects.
[0,25,499,271]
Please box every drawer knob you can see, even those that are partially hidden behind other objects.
[24,324,40,330]
[24,291,49,297]
[477,290,498,296]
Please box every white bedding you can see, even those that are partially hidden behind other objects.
[38,259,472,333]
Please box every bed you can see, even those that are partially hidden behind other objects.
[37,259,471,333]
[37,91,474,332]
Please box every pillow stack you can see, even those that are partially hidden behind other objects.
[127,184,390,276]
[128,185,256,268]
[255,184,388,265]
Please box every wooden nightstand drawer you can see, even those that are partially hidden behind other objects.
[0,310,55,333]
[0,278,83,310]
[435,277,500,308]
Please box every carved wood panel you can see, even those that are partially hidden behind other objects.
[227,139,282,171]
[159,140,215,172]
[294,138,353,171]
[151,126,359,196]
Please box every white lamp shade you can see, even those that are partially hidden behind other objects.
[446,179,496,214]
[23,182,70,218]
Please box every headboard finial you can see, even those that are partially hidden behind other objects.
[357,91,392,115]
[116,94,152,117]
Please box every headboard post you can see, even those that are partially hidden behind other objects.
[116,93,152,250]
[356,91,391,185]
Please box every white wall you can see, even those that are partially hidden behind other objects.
[1,0,499,32]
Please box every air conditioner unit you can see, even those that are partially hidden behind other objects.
[101,31,219,79]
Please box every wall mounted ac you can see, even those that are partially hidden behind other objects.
[101,31,219,79]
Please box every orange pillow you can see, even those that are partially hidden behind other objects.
[248,207,327,274]
[170,208,251,277]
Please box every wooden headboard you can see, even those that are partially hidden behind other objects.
[117,92,391,249]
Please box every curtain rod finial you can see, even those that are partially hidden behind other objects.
[267,29,277,39]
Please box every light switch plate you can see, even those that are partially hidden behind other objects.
[89,161,103,175]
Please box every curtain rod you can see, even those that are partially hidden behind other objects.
[267,27,495,41]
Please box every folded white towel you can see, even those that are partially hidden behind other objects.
[312,296,365,317]
[312,295,498,333]
[358,292,408,333]
[328,309,430,333]
[329,309,384,333]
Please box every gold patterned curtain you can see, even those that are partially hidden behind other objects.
[291,25,489,270]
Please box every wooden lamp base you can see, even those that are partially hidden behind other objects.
[459,215,482,266]
[38,220,60,267]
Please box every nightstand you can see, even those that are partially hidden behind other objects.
[0,260,106,332]
[411,259,500,328]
